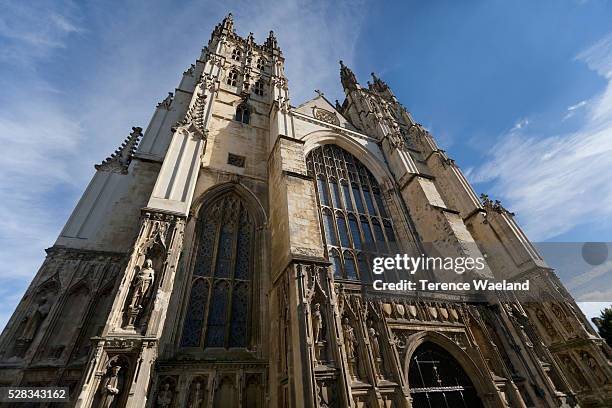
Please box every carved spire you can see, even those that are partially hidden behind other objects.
[370,72,389,93]
[213,12,234,36]
[95,127,142,174]
[265,30,280,52]
[340,60,359,91]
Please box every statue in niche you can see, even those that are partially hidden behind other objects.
[312,303,323,343]
[342,317,357,359]
[187,380,205,408]
[156,382,173,408]
[368,325,384,379]
[126,259,155,328]
[98,365,121,408]
[15,296,51,356]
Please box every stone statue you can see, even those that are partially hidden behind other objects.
[342,318,357,359]
[125,259,156,327]
[129,259,155,309]
[156,382,173,408]
[312,303,323,343]
[187,381,204,408]
[18,296,51,343]
[368,326,381,360]
[98,365,121,408]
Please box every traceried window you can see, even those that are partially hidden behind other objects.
[409,342,484,408]
[231,48,242,61]
[181,193,254,349]
[306,144,397,282]
[226,69,239,87]
[256,57,265,70]
[253,80,264,96]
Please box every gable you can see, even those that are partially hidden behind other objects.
[292,95,358,131]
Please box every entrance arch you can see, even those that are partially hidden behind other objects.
[404,332,495,408]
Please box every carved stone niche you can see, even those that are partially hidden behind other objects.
[8,279,59,359]
[154,376,178,408]
[316,377,338,408]
[92,355,131,408]
[123,237,167,330]
[186,375,208,408]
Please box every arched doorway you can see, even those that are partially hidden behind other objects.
[408,342,484,408]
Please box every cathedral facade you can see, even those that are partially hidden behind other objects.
[0,14,610,408]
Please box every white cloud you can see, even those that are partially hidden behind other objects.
[472,32,612,240]
[0,0,366,330]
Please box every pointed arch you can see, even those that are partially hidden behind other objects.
[403,331,499,407]
[181,183,265,351]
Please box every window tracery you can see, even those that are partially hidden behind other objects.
[231,48,241,61]
[306,144,397,282]
[253,80,264,96]
[181,193,254,349]
[226,69,239,87]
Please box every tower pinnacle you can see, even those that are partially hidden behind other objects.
[339,60,359,91]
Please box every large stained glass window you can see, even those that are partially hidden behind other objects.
[181,192,254,348]
[306,144,397,282]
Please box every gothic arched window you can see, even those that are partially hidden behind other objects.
[256,57,265,70]
[235,104,250,124]
[231,48,241,61]
[408,342,484,408]
[306,144,397,282]
[181,193,254,349]
[227,69,239,87]
[253,79,264,96]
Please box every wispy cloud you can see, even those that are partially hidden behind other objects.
[0,0,367,330]
[472,32,612,240]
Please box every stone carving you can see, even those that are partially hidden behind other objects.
[187,380,205,408]
[342,317,357,359]
[312,303,323,344]
[313,107,340,126]
[368,325,385,379]
[98,365,122,408]
[156,382,173,407]
[14,296,51,356]
[561,354,588,389]
[95,127,142,175]
[125,259,155,328]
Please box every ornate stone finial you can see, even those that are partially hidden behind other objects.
[95,127,143,175]
[314,89,324,97]
[157,92,173,110]
[265,30,279,50]
[335,99,342,111]
[183,64,195,76]
[214,12,234,35]
[370,71,389,92]
[339,60,358,91]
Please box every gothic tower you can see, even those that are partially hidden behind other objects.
[0,13,610,408]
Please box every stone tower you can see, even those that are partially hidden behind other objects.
[0,13,610,408]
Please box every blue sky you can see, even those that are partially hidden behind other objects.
[1,0,611,329]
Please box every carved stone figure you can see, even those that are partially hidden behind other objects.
[312,303,323,343]
[187,381,204,408]
[19,296,50,343]
[98,365,121,408]
[342,317,357,359]
[14,296,51,356]
[126,259,155,327]
[156,382,173,408]
[368,326,381,360]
